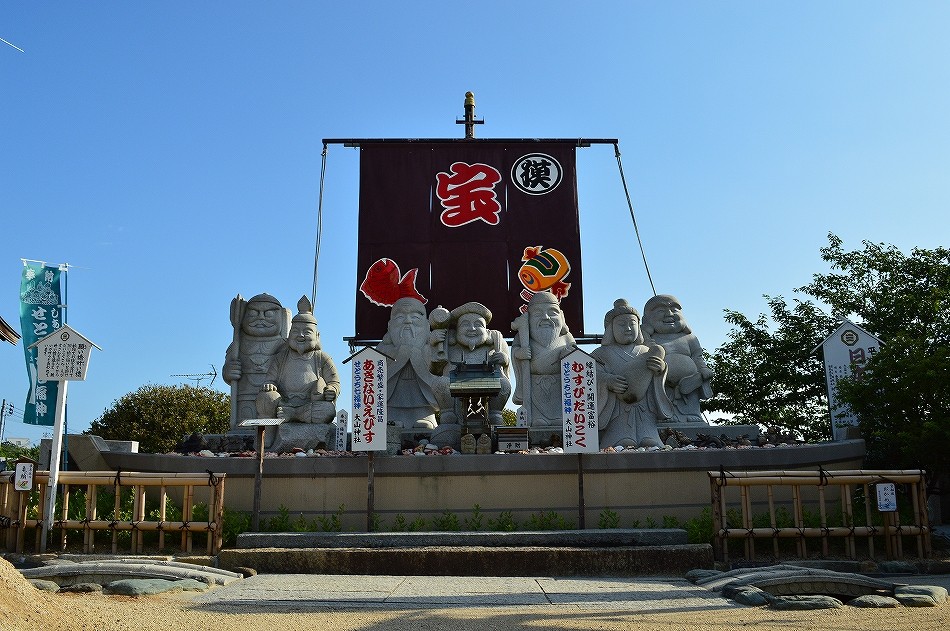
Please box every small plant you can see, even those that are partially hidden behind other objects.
[407,516,428,532]
[488,510,517,532]
[662,515,681,529]
[598,508,621,529]
[317,504,346,532]
[265,505,292,532]
[464,504,484,531]
[290,512,311,532]
[683,508,713,544]
[432,510,461,531]
[390,514,408,532]
[644,516,658,528]
[525,510,574,531]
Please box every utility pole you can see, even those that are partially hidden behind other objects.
[0,399,11,443]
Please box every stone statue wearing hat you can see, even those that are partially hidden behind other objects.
[592,299,672,448]
[430,301,512,426]
[256,295,340,425]
[223,293,291,430]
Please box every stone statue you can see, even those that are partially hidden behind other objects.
[642,294,714,424]
[511,291,577,427]
[223,293,291,430]
[592,299,673,448]
[430,301,512,426]
[256,295,340,425]
[375,297,442,430]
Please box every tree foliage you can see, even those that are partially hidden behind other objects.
[708,234,950,476]
[805,236,950,486]
[706,296,835,442]
[86,384,230,454]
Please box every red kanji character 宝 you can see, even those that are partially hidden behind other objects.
[435,162,502,227]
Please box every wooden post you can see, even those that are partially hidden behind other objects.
[366,452,375,532]
[577,454,585,529]
[252,425,266,531]
[40,380,68,552]
[158,486,167,552]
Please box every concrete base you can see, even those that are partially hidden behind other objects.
[659,423,761,441]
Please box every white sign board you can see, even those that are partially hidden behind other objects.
[334,410,348,452]
[560,348,599,453]
[876,483,898,512]
[350,348,387,452]
[818,321,882,441]
[32,325,99,381]
[238,418,284,427]
[14,461,34,492]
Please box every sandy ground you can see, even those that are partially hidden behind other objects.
[3,559,949,631]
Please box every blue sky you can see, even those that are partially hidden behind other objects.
[1,2,947,446]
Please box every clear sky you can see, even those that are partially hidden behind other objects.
[1,2,947,447]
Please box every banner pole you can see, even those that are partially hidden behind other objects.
[40,380,68,552]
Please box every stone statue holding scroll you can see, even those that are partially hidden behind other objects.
[430,301,512,426]
[256,295,340,425]
[375,297,443,430]
[511,291,577,427]
[223,293,290,430]
[642,294,714,424]
[593,299,672,448]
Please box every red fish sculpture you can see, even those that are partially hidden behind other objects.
[359,258,427,307]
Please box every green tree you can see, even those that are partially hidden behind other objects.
[0,441,40,463]
[86,384,230,454]
[708,235,950,480]
[803,236,950,488]
[706,295,836,441]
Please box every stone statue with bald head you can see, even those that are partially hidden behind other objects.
[642,294,714,424]
[375,297,442,430]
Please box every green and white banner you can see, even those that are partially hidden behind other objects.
[19,263,64,426]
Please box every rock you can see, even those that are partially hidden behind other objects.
[60,582,103,593]
[725,585,772,606]
[685,569,721,584]
[850,594,900,608]
[877,560,919,574]
[28,579,60,592]
[769,594,843,610]
[104,578,210,596]
[894,584,948,607]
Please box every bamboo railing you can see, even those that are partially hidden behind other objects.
[708,469,931,562]
[0,470,226,555]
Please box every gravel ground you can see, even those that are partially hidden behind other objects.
[4,557,949,631]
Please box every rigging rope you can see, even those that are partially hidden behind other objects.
[613,142,657,296]
[312,142,329,307]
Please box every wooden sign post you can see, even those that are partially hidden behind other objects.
[238,418,285,531]
[27,325,100,552]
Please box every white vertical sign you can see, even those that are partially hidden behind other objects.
[561,348,599,453]
[876,483,897,512]
[819,321,882,441]
[334,410,348,452]
[351,348,387,452]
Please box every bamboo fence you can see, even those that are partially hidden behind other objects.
[0,470,226,555]
[708,468,931,562]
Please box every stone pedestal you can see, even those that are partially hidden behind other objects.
[266,423,335,453]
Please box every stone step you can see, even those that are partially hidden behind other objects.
[218,544,714,577]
